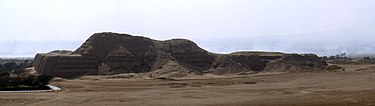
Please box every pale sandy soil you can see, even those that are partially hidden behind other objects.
[2,64,375,106]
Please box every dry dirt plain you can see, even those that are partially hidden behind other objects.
[2,64,375,106]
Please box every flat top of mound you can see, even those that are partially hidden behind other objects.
[230,51,285,56]
[39,50,81,57]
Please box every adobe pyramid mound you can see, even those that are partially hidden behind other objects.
[33,32,327,78]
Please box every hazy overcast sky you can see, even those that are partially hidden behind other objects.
[1,0,375,56]
[1,0,374,40]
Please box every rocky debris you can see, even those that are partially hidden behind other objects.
[33,32,328,78]
[327,59,375,65]
[209,54,265,74]
[356,66,375,72]
[264,54,328,72]
[79,73,145,80]
[148,61,191,78]
[230,51,285,56]
[324,64,343,71]
[49,50,73,54]
[18,67,37,77]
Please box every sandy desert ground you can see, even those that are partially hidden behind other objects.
[2,64,375,106]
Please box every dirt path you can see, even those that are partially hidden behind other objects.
[26,90,64,106]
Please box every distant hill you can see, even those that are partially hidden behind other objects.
[195,30,375,56]
[2,28,375,57]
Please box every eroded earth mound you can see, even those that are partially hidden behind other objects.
[33,32,327,78]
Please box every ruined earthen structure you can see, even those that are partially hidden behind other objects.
[33,32,327,78]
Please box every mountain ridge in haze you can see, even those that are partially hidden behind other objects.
[0,40,82,57]
[1,30,375,57]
